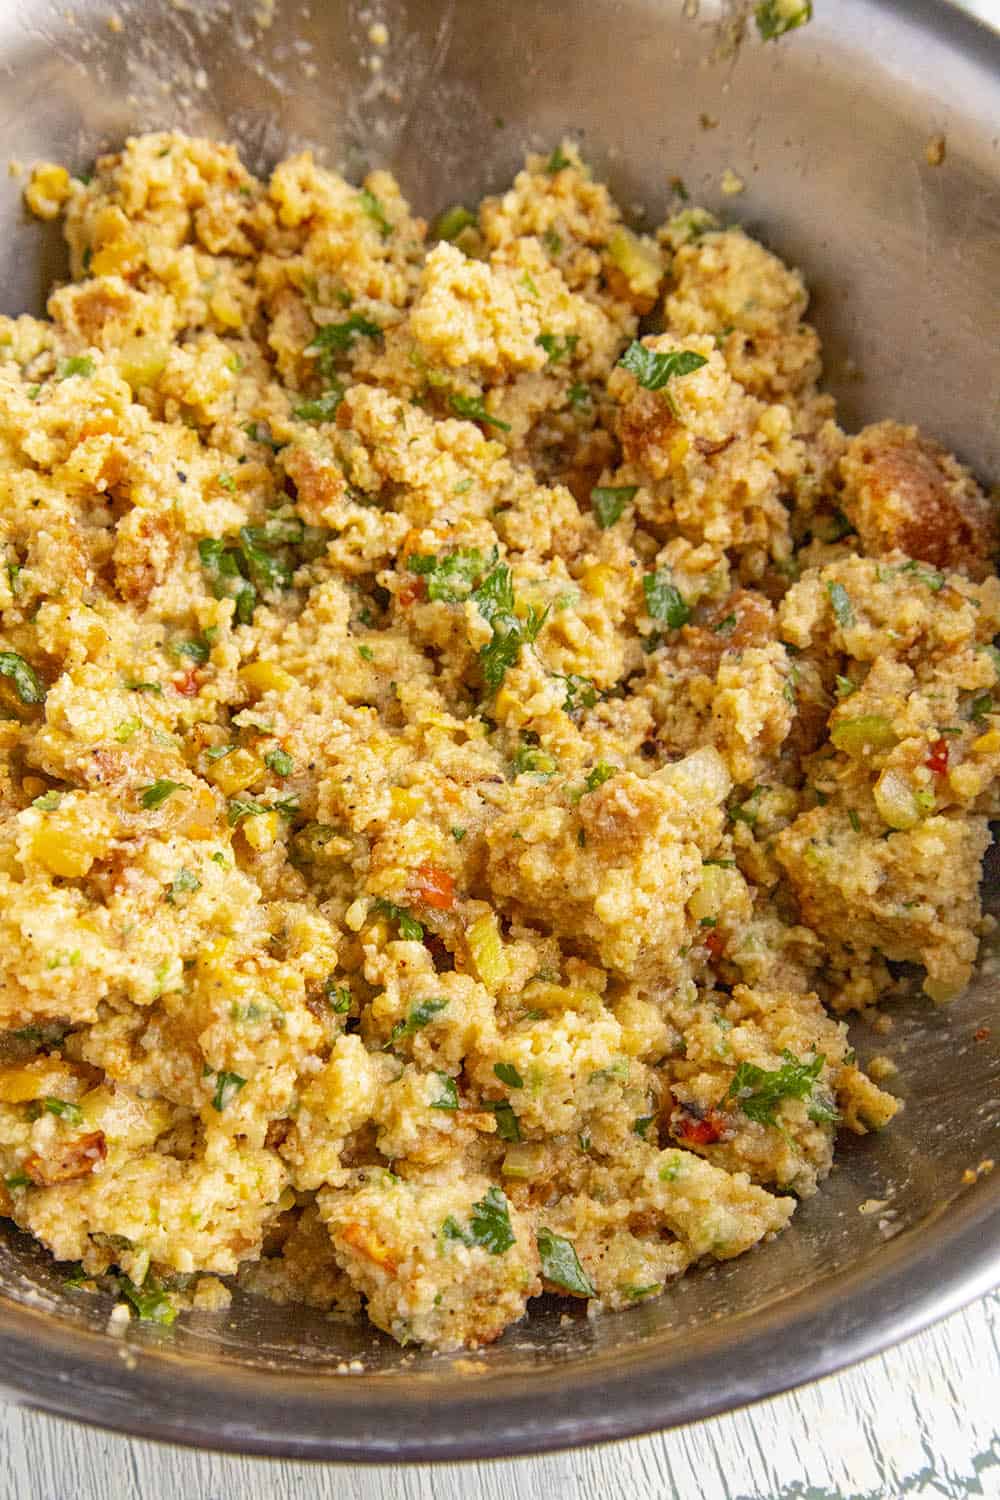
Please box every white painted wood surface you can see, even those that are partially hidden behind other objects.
[1,1290,998,1498]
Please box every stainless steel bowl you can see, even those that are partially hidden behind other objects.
[0,0,997,1461]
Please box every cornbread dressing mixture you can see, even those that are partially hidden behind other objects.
[0,134,995,1348]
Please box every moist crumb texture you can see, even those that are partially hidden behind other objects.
[0,134,996,1349]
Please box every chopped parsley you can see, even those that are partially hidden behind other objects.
[172,636,211,665]
[139,779,182,810]
[486,1099,521,1141]
[443,1186,515,1255]
[512,741,557,777]
[0,650,46,705]
[409,546,495,603]
[619,342,708,391]
[567,382,591,408]
[306,314,381,374]
[227,797,269,826]
[472,563,548,691]
[493,1062,524,1089]
[430,1073,459,1110]
[643,571,690,630]
[211,1071,246,1112]
[32,790,62,811]
[536,1227,595,1296]
[559,672,598,715]
[358,187,392,238]
[536,332,579,364]
[265,747,294,777]
[971,693,994,722]
[449,393,511,432]
[545,145,572,174]
[373,899,425,942]
[728,785,765,826]
[826,580,855,629]
[835,675,857,699]
[56,355,95,380]
[581,762,614,798]
[591,485,636,528]
[726,1050,826,1127]
[388,997,448,1045]
[245,421,283,451]
[115,1273,177,1326]
[633,1115,655,1139]
[432,205,477,241]
[30,1097,82,1125]
[293,386,344,423]
[199,520,314,624]
[713,614,737,635]
[323,979,352,1015]
[166,867,201,904]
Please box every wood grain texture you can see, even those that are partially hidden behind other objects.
[1,1291,998,1500]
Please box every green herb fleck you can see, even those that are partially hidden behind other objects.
[536,332,579,365]
[410,545,495,603]
[430,1073,459,1110]
[388,996,448,1045]
[293,386,344,423]
[512,741,558,778]
[591,485,636,528]
[444,1186,515,1254]
[306,314,381,373]
[139,779,182,810]
[265,747,294,777]
[373,899,425,942]
[432,205,476,241]
[726,1050,825,1126]
[487,1099,521,1141]
[0,651,46,705]
[56,355,95,380]
[166,867,201,904]
[472,563,548,691]
[116,1274,178,1326]
[643,571,690,630]
[826,581,855,629]
[211,1071,246,1112]
[537,1226,595,1296]
[449,394,511,432]
[728,785,765,826]
[358,187,392,238]
[619,342,708,392]
[493,1062,524,1090]
[559,673,598,716]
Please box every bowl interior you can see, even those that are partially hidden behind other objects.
[0,0,997,1459]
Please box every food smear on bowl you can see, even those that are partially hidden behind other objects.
[0,132,995,1350]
